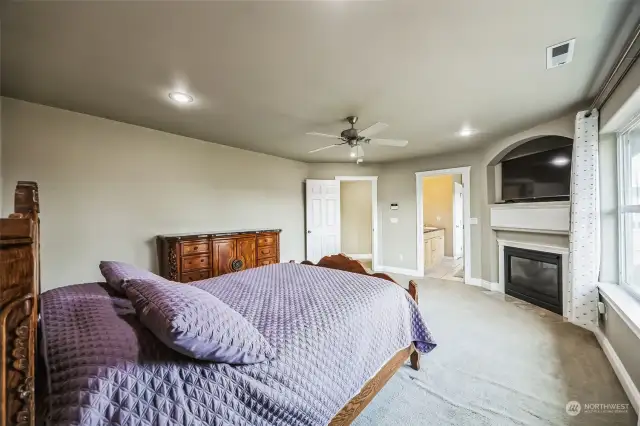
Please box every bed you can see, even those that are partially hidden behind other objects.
[0,182,436,426]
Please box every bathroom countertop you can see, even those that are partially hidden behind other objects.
[423,227,445,234]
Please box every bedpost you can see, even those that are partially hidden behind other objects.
[1,181,40,426]
[407,280,421,371]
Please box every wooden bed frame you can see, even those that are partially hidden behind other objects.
[0,182,420,426]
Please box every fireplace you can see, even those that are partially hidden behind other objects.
[504,246,562,314]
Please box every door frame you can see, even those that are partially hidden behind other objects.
[335,176,379,271]
[453,181,464,259]
[415,167,471,284]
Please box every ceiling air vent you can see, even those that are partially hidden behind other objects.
[547,39,575,69]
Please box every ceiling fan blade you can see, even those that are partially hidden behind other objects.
[308,144,340,153]
[368,138,409,147]
[358,122,388,138]
[306,132,342,139]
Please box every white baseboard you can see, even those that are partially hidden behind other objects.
[375,266,423,277]
[484,280,500,292]
[467,278,500,291]
[594,328,640,415]
[468,278,483,287]
[345,253,372,261]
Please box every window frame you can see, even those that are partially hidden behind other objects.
[617,113,640,301]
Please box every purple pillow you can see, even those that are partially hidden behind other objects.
[99,261,166,293]
[124,278,276,364]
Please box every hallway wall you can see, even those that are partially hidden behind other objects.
[340,181,372,255]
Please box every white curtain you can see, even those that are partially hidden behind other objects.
[567,109,600,328]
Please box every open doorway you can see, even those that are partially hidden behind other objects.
[416,167,471,283]
[304,177,378,267]
[336,176,378,270]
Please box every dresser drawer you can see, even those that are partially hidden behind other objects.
[181,269,211,283]
[257,257,278,267]
[182,254,210,271]
[257,245,277,259]
[257,234,276,247]
[182,240,210,256]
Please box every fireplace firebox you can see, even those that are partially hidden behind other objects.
[504,246,562,314]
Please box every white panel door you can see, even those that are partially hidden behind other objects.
[453,182,464,259]
[306,180,341,263]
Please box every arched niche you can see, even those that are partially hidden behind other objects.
[488,135,573,166]
[487,135,573,204]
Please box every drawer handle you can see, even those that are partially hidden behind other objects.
[200,259,205,263]
[231,259,243,271]
[193,246,199,251]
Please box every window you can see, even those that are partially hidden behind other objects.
[618,116,640,296]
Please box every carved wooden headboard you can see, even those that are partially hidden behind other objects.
[1,182,39,426]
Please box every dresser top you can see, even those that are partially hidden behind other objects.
[158,228,281,241]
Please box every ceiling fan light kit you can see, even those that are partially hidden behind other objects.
[306,116,409,163]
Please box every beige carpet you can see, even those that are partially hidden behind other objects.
[354,276,637,426]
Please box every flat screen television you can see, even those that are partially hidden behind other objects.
[501,145,572,202]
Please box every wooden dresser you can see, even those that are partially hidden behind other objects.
[157,229,281,283]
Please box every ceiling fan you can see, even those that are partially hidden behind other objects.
[306,116,408,163]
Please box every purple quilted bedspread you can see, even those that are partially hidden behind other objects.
[40,263,436,425]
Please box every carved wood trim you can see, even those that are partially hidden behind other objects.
[1,295,35,426]
[1,182,39,426]
[13,182,39,216]
[167,246,178,280]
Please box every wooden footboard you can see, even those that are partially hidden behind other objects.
[299,254,419,310]
[298,254,421,425]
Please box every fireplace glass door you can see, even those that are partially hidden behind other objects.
[505,247,562,314]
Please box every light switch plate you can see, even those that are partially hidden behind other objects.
[470,217,478,225]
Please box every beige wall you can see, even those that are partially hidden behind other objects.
[307,162,381,180]
[599,296,640,413]
[373,114,577,279]
[340,181,372,255]
[2,98,309,291]
[422,174,461,257]
[378,149,484,276]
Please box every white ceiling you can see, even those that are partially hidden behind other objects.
[1,0,633,163]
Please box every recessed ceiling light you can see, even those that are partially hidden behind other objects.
[168,92,194,104]
[550,156,570,166]
[458,128,475,137]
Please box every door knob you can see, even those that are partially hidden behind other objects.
[307,230,311,234]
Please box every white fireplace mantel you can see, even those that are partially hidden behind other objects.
[497,239,570,318]
[490,201,570,235]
